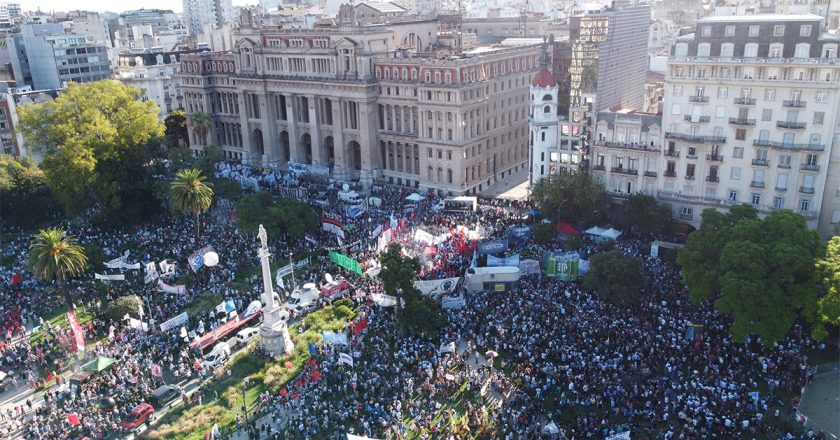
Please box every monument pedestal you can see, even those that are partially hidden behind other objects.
[260,308,293,356]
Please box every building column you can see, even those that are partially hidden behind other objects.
[357,99,377,185]
[285,93,300,163]
[308,94,322,166]
[237,93,252,164]
[331,98,347,179]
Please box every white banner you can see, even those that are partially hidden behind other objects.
[371,224,383,239]
[414,277,460,298]
[144,262,159,284]
[104,253,141,270]
[441,295,466,309]
[606,432,630,440]
[439,341,456,354]
[339,352,354,367]
[413,229,435,245]
[487,254,520,267]
[159,312,188,332]
[276,257,310,281]
[157,280,186,295]
[243,300,262,317]
[94,273,125,281]
[158,260,176,278]
[323,221,346,239]
[323,331,349,346]
[519,259,541,276]
[371,293,397,307]
[377,229,393,252]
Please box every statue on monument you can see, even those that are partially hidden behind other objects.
[256,224,293,356]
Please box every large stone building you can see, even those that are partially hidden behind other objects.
[658,13,840,237]
[178,13,540,194]
[182,0,235,36]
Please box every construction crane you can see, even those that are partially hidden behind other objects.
[519,0,530,37]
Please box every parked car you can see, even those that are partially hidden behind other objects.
[119,403,155,431]
[286,283,320,316]
[236,327,260,345]
[200,342,231,370]
[148,385,181,409]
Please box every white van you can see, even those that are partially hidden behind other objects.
[338,190,363,204]
[286,283,320,316]
[200,342,231,370]
[236,327,260,345]
[464,266,521,293]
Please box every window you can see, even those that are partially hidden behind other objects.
[776,173,788,189]
[800,199,811,212]
[764,89,775,101]
[806,154,819,166]
[749,25,759,37]
[730,167,741,180]
[671,103,681,115]
[733,147,744,158]
[744,43,758,58]
[795,43,811,59]
[716,106,726,118]
[774,25,785,36]
[773,196,784,209]
[697,43,711,57]
[736,129,746,141]
[762,109,772,121]
[769,44,783,58]
[672,85,683,96]
[724,190,739,203]
[779,155,791,167]
[717,87,728,98]
[800,24,812,37]
[702,26,711,37]
[754,169,765,184]
[814,112,825,125]
[750,193,761,205]
[686,163,695,178]
[725,25,735,37]
[816,91,828,103]
[721,43,734,58]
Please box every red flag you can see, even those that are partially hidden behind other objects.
[279,388,288,397]
[66,413,80,426]
[289,393,300,400]
[67,310,85,352]
[310,370,322,382]
[10,273,21,285]
[306,358,316,367]
[295,378,307,388]
[45,372,54,382]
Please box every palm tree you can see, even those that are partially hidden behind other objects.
[190,111,212,146]
[170,168,214,243]
[28,227,88,307]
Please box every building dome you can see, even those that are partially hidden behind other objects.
[531,68,556,87]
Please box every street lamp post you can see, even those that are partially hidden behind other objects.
[241,377,250,424]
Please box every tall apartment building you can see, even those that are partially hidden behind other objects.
[0,2,20,31]
[115,49,207,120]
[659,14,840,236]
[9,23,111,90]
[109,9,188,51]
[183,0,235,36]
[178,14,539,194]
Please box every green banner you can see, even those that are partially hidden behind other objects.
[546,256,579,281]
[329,251,362,275]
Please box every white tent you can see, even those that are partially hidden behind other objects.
[585,226,606,236]
[601,228,623,240]
[542,421,560,434]
[405,193,425,202]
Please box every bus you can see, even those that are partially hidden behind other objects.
[190,311,261,354]
[444,196,478,213]
[464,266,520,293]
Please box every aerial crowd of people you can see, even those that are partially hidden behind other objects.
[0,161,832,440]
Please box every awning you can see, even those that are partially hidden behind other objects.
[405,193,425,202]
[585,226,606,236]
[601,228,622,240]
[555,221,580,235]
[82,356,116,372]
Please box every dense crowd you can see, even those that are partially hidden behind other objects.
[0,161,831,440]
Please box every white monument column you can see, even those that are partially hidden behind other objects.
[257,224,294,356]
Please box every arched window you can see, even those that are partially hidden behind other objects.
[542,94,553,101]
[543,105,551,113]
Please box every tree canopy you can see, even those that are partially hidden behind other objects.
[621,193,672,237]
[679,207,827,343]
[583,250,644,306]
[531,172,608,224]
[169,168,214,243]
[17,81,164,221]
[379,244,448,336]
[235,192,318,241]
[677,205,758,304]
[164,110,190,148]
[815,236,840,339]
[28,228,87,305]
[531,222,555,245]
[0,154,59,226]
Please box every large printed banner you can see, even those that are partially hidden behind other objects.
[519,259,541,276]
[413,229,435,245]
[476,239,509,255]
[95,273,125,281]
[414,277,460,298]
[323,219,346,239]
[276,257,311,280]
[371,293,397,307]
[67,310,85,352]
[377,229,393,252]
[144,262,159,284]
[487,254,520,267]
[441,294,466,309]
[546,254,580,281]
[157,280,186,295]
[187,246,214,273]
[329,251,363,275]
[160,312,188,332]
[104,251,141,270]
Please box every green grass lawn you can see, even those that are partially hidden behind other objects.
[144,302,356,439]
[184,291,224,318]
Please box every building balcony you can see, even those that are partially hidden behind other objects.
[778,163,791,169]
[664,170,677,178]
[752,139,825,151]
[801,163,820,172]
[733,97,756,105]
[684,115,710,123]
[685,174,695,181]
[706,175,720,183]
[600,141,657,151]
[688,95,710,103]
[706,154,724,162]
[611,167,638,175]
[728,117,756,126]
[752,158,770,167]
[679,213,694,221]
[665,132,726,143]
[750,180,765,188]
[776,121,806,129]
[686,151,698,159]
[782,100,807,108]
[644,170,657,178]
[799,186,815,194]
[775,186,787,192]
[593,164,606,171]
[664,149,680,157]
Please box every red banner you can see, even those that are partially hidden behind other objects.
[67,413,80,426]
[67,310,85,352]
